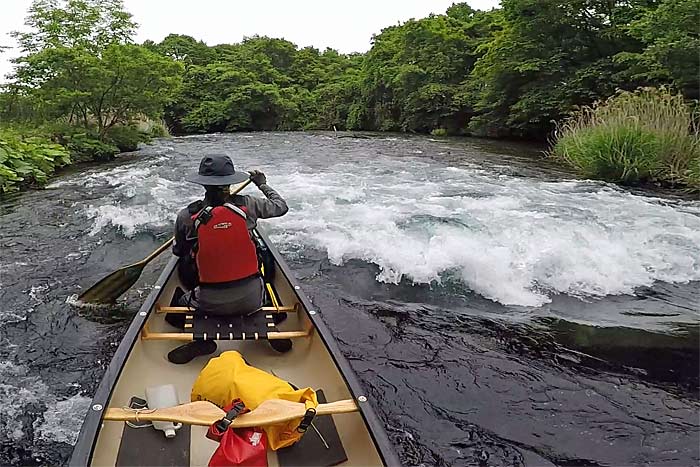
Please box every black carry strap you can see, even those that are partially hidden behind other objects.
[296,408,317,433]
[287,381,317,433]
[214,399,248,432]
[192,206,214,231]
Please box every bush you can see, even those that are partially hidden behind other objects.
[0,128,71,193]
[105,125,149,152]
[554,125,662,183]
[41,123,119,161]
[147,120,171,138]
[551,87,700,186]
[65,134,119,161]
[430,128,448,136]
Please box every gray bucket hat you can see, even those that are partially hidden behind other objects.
[186,154,250,185]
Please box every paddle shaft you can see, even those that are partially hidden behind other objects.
[141,238,174,265]
[103,399,358,427]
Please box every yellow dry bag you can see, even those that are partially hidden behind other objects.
[191,351,318,450]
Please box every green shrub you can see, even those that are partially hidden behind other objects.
[148,120,170,138]
[551,87,700,186]
[105,125,149,152]
[65,134,119,161]
[554,125,662,183]
[40,123,119,161]
[0,128,71,193]
[430,128,448,136]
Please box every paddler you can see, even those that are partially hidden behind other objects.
[166,154,291,364]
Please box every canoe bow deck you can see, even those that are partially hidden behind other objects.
[70,229,398,466]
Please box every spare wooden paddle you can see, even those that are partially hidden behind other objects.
[104,399,358,427]
[78,178,253,304]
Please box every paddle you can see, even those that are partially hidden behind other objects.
[104,399,358,427]
[78,178,253,304]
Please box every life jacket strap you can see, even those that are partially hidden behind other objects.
[193,206,214,231]
[223,202,247,219]
[193,203,247,233]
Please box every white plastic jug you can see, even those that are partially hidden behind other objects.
[145,384,182,438]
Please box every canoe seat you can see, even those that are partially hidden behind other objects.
[187,312,277,341]
[141,309,311,342]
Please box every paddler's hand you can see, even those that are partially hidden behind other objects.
[249,170,267,187]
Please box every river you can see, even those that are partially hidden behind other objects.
[0,132,698,466]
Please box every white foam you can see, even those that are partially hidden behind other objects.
[0,361,51,443]
[60,135,700,306]
[268,163,700,307]
[34,394,92,445]
[0,361,90,447]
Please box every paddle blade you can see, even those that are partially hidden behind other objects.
[77,263,145,304]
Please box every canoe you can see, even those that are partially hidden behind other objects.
[70,228,399,466]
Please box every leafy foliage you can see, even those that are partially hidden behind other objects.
[618,0,700,100]
[11,0,137,54]
[0,128,71,192]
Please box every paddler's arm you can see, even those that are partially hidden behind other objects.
[235,170,288,228]
[251,183,289,218]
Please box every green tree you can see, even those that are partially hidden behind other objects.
[16,45,181,137]
[10,0,182,139]
[11,0,136,55]
[617,0,700,99]
[468,0,658,139]
[144,34,214,69]
[359,5,501,133]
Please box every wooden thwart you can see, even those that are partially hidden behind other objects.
[104,399,358,427]
[156,304,298,314]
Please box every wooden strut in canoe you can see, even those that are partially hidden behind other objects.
[140,322,312,341]
[155,304,299,314]
[104,399,359,427]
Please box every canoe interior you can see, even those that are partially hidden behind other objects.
[89,250,385,466]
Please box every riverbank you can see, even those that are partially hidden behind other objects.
[0,122,168,193]
[2,126,699,198]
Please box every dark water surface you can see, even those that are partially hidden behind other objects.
[0,133,698,466]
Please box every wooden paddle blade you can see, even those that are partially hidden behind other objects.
[231,399,359,428]
[77,263,145,304]
[103,399,359,427]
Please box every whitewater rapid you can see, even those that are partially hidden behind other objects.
[51,133,700,308]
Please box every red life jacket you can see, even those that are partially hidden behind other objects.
[192,203,259,284]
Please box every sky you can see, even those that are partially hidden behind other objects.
[0,0,500,81]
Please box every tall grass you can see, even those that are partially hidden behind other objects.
[136,117,171,138]
[551,88,700,187]
[687,157,700,191]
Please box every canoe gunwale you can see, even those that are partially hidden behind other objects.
[69,254,178,467]
[255,228,400,466]
[69,228,400,466]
